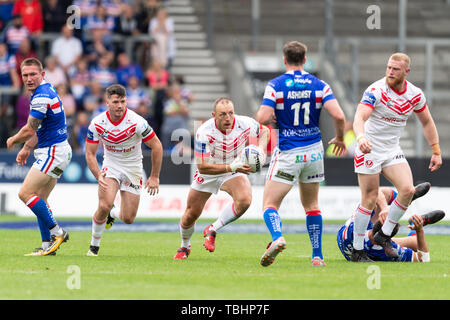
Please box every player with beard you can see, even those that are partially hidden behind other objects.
[351,53,442,262]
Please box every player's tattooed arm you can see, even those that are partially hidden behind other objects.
[27,116,42,131]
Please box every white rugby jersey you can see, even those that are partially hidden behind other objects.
[86,108,155,168]
[194,115,262,165]
[360,77,427,149]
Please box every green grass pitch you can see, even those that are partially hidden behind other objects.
[0,223,449,300]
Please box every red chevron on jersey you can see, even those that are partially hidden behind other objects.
[380,91,414,115]
[94,123,137,144]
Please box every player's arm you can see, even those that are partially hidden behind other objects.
[415,107,442,172]
[6,115,41,150]
[353,103,374,154]
[143,134,163,195]
[254,105,275,125]
[85,140,101,181]
[257,124,270,151]
[16,134,38,166]
[323,99,346,156]
[196,155,251,175]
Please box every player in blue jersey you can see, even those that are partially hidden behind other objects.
[7,58,71,256]
[255,41,347,267]
[337,183,445,262]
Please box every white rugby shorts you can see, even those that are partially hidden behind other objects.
[266,141,325,185]
[101,162,143,195]
[354,144,407,174]
[191,170,247,194]
[32,140,72,179]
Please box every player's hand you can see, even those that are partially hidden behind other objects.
[327,137,346,157]
[98,172,109,190]
[378,209,389,225]
[6,137,15,150]
[235,163,252,175]
[408,214,424,231]
[357,136,372,154]
[255,146,267,166]
[145,176,160,196]
[16,148,30,166]
[429,154,442,172]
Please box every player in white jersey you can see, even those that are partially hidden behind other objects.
[7,58,70,256]
[173,97,270,259]
[351,53,442,262]
[85,84,163,256]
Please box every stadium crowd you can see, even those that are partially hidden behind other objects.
[0,0,193,153]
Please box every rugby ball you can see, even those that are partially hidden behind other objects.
[241,145,264,173]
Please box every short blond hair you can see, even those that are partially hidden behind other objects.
[213,97,233,111]
[389,52,410,69]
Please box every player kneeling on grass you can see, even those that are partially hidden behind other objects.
[337,183,445,262]
[173,97,270,260]
[85,84,163,256]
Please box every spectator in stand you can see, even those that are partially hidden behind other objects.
[149,7,176,69]
[0,41,20,142]
[136,0,162,34]
[50,25,83,76]
[115,3,140,37]
[56,83,76,129]
[1,14,30,55]
[70,58,92,111]
[14,88,31,129]
[43,55,67,88]
[0,1,14,33]
[146,59,170,137]
[161,84,189,150]
[83,81,103,116]
[12,0,43,39]
[15,37,37,85]
[126,75,151,117]
[90,54,117,90]
[42,0,67,33]
[102,0,122,19]
[72,0,97,31]
[174,75,194,104]
[116,52,144,87]
[84,27,114,67]
[71,110,90,153]
[85,3,116,45]
[0,41,20,89]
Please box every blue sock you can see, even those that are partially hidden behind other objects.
[26,196,57,230]
[263,207,282,241]
[37,217,52,241]
[306,210,323,259]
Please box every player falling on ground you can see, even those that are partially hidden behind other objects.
[351,53,442,262]
[173,97,270,260]
[7,58,71,256]
[337,182,445,262]
[85,84,163,256]
[255,41,347,267]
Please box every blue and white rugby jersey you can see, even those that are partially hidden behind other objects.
[29,81,68,148]
[261,70,335,151]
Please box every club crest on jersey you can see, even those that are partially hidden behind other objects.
[100,130,109,138]
[365,160,373,168]
[386,99,395,107]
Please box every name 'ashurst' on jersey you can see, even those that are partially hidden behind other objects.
[261,70,335,150]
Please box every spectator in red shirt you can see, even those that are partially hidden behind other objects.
[12,0,43,38]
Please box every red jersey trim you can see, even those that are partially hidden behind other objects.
[106,108,128,126]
